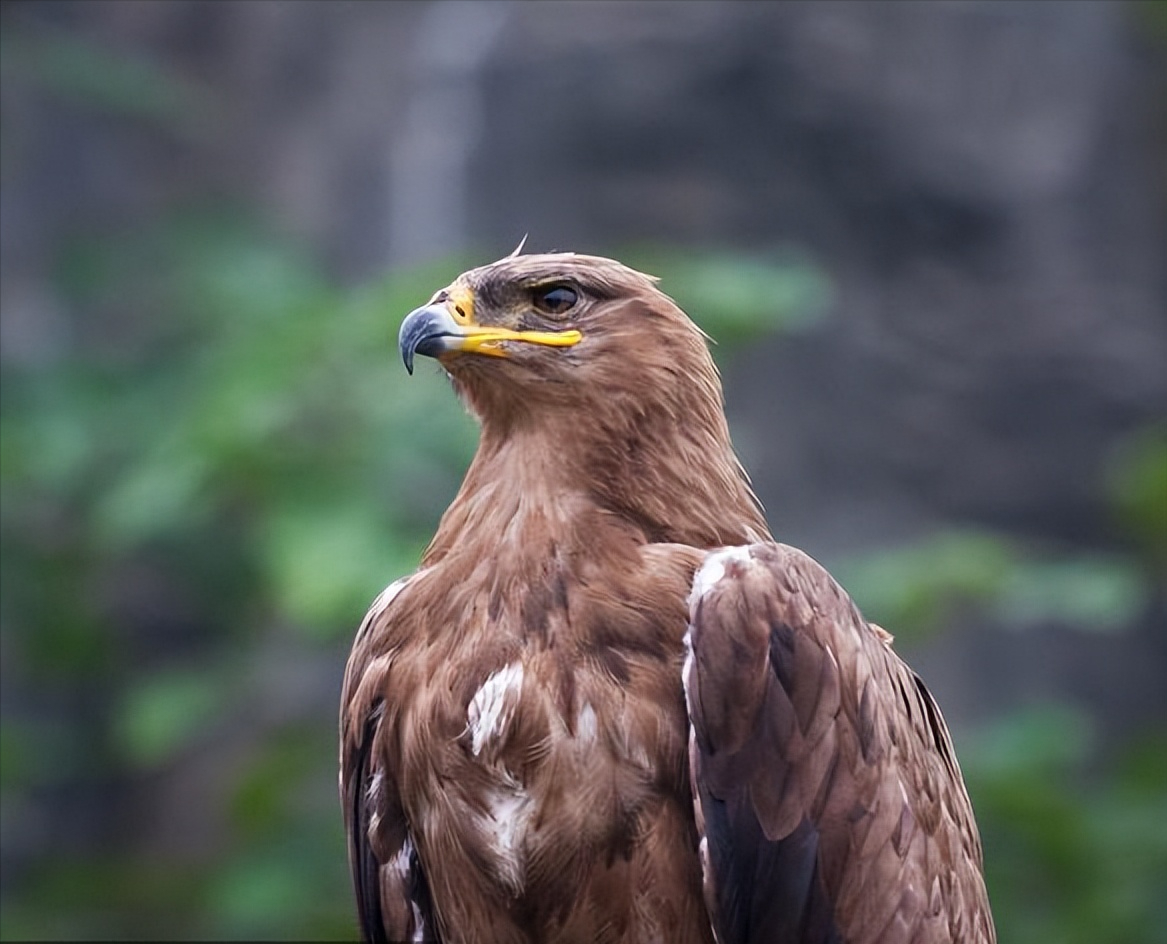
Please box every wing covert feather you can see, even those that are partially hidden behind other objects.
[683,544,994,944]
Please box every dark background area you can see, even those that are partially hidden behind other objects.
[1,1,1165,940]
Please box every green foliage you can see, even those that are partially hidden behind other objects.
[835,530,1151,641]
[1108,424,1167,570]
[964,708,1167,944]
[0,23,213,133]
[622,246,832,344]
[115,668,226,768]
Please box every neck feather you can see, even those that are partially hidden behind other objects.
[422,390,769,568]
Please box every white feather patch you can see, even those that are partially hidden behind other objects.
[684,546,756,729]
[467,662,524,756]
[386,837,430,942]
[576,700,597,745]
[386,835,414,882]
[681,633,696,718]
[688,545,755,611]
[481,782,531,890]
[366,770,385,834]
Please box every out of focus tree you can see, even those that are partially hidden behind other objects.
[2,4,1165,941]
[3,202,1164,944]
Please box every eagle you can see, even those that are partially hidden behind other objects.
[340,251,996,944]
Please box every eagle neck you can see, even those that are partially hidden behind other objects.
[555,392,770,550]
[420,425,582,568]
[421,390,770,569]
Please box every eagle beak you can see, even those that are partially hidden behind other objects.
[399,304,462,375]
[398,303,583,375]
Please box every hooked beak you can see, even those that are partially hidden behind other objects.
[398,302,583,375]
[398,304,463,375]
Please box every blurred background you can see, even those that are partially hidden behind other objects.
[1,1,1165,940]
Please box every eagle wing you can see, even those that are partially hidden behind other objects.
[340,577,441,944]
[683,543,994,944]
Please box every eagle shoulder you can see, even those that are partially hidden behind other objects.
[682,543,995,944]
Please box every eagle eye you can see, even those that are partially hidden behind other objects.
[531,284,578,316]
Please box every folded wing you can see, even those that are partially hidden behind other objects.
[683,544,995,944]
[341,579,441,943]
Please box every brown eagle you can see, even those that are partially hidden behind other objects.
[340,252,995,944]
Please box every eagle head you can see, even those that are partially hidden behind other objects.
[398,252,721,421]
[398,250,767,548]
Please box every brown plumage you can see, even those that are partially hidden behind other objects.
[340,252,995,944]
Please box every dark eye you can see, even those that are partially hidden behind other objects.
[532,284,578,315]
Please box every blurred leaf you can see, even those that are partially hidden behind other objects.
[1108,424,1167,570]
[0,722,26,792]
[0,25,213,133]
[966,707,1167,944]
[1119,731,1167,798]
[205,821,353,939]
[2,853,208,939]
[0,717,94,788]
[230,730,317,837]
[622,246,832,344]
[206,851,306,932]
[94,440,212,549]
[834,530,1015,639]
[115,669,226,767]
[259,498,423,637]
[837,530,1151,639]
[965,702,1095,782]
[0,371,104,495]
[995,555,1150,632]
